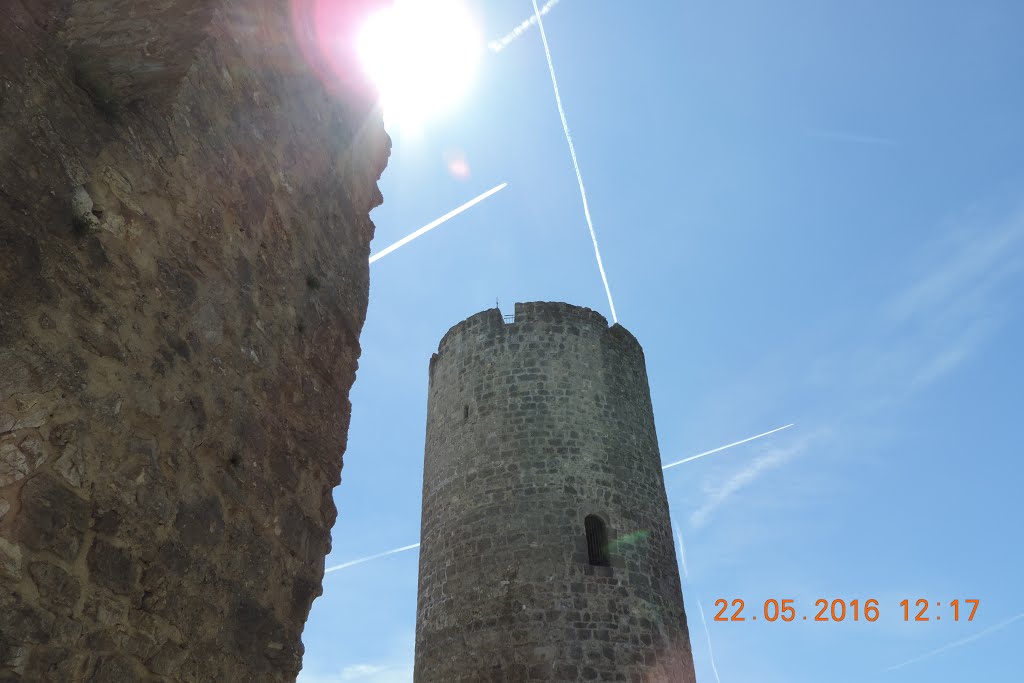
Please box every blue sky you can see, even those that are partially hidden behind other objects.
[298,1,1024,681]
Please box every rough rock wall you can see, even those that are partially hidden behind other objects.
[416,303,697,682]
[0,1,389,680]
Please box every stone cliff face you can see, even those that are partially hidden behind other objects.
[0,1,389,680]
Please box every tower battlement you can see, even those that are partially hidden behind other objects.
[433,301,643,374]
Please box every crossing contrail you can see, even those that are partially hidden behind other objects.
[885,612,1024,671]
[368,183,508,264]
[324,543,420,573]
[530,0,618,323]
[325,430,796,575]
[696,599,723,683]
[488,0,562,53]
[662,424,795,470]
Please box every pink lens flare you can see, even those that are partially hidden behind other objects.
[289,0,385,105]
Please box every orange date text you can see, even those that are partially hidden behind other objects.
[712,598,979,623]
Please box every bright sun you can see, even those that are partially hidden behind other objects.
[357,0,482,134]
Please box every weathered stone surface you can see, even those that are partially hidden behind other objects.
[0,536,20,579]
[24,645,89,681]
[63,1,219,106]
[0,0,389,680]
[29,561,82,611]
[16,473,90,562]
[89,653,145,683]
[416,303,697,682]
[173,497,225,547]
[86,538,135,595]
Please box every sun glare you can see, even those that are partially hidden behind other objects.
[357,0,482,134]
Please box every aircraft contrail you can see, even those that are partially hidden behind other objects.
[530,0,618,323]
[675,527,689,579]
[488,0,562,53]
[885,612,1024,671]
[323,543,420,573]
[368,183,508,264]
[325,430,796,574]
[662,424,795,470]
[696,599,723,683]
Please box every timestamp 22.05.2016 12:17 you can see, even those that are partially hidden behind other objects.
[713,598,980,623]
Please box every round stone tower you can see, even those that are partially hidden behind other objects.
[415,302,696,682]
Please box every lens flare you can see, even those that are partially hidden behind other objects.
[357,0,482,133]
[445,149,471,179]
[608,529,650,552]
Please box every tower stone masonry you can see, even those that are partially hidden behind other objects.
[415,302,697,682]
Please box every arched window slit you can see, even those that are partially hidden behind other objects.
[584,514,610,567]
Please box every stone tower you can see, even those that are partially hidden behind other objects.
[415,302,697,682]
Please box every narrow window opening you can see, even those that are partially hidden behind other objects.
[463,404,470,420]
[584,514,610,567]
